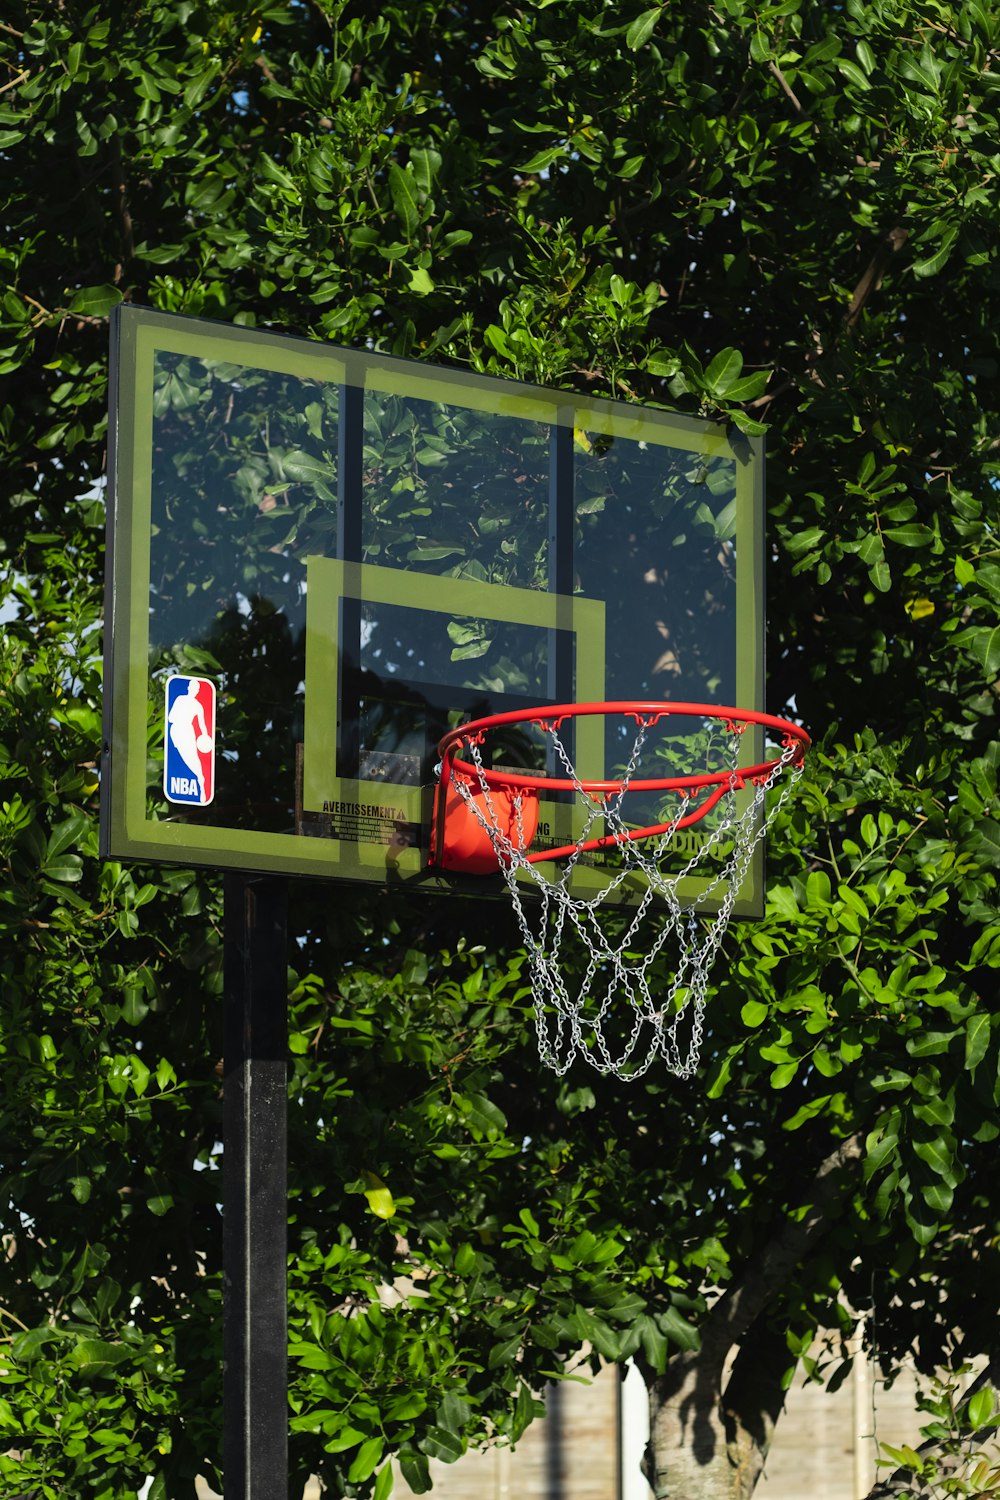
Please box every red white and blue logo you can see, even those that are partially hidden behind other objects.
[164,675,216,806]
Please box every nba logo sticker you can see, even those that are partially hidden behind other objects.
[164,676,216,806]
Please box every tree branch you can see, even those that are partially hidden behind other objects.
[0,68,29,96]
[645,1129,865,1479]
[768,60,806,115]
[723,1316,796,1490]
[747,379,794,410]
[700,1133,864,1365]
[845,227,909,328]
[108,135,135,283]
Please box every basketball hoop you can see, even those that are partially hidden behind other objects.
[431,702,809,1081]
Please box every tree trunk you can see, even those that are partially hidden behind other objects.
[645,1320,790,1500]
[647,1351,742,1500]
[642,1135,864,1500]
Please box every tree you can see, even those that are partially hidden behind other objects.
[1,1,998,1498]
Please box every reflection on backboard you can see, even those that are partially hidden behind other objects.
[101,307,765,913]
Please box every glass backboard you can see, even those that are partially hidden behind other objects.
[101,307,765,913]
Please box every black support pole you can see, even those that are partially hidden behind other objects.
[224,873,289,1500]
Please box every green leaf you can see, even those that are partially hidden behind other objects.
[865,1122,899,1178]
[12,1327,60,1361]
[437,1391,471,1435]
[884,523,934,547]
[728,410,768,436]
[813,1048,842,1078]
[640,1316,669,1373]
[450,639,491,661]
[912,1135,958,1185]
[741,999,768,1026]
[966,626,1000,676]
[362,1170,395,1219]
[407,544,464,561]
[304,1417,365,1442]
[373,1464,394,1500]
[488,1332,522,1367]
[410,147,442,195]
[703,347,744,396]
[574,1305,621,1360]
[348,1437,385,1483]
[660,1305,700,1352]
[839,885,869,919]
[785,526,826,557]
[184,60,220,108]
[783,1095,835,1131]
[130,1055,150,1096]
[899,1444,925,1469]
[407,266,435,295]
[280,449,334,484]
[511,1380,536,1442]
[386,1393,427,1422]
[257,152,297,193]
[912,227,958,279]
[646,351,680,377]
[422,1425,465,1463]
[972,819,1000,865]
[70,1338,131,1374]
[121,986,149,1026]
[105,1055,131,1097]
[921,1180,953,1216]
[519,1207,541,1236]
[400,1454,432,1494]
[68,284,124,318]
[723,370,769,402]
[967,1387,996,1430]
[879,1442,921,1469]
[519,145,563,173]
[42,853,84,882]
[907,1028,961,1058]
[704,1048,736,1098]
[46,813,89,859]
[870,559,891,592]
[838,58,871,90]
[965,1013,991,1074]
[389,162,420,239]
[913,1093,954,1130]
[454,1241,477,1275]
[750,30,771,63]
[736,117,759,151]
[93,1278,122,1320]
[626,8,661,50]
[904,1201,939,1247]
[616,154,645,179]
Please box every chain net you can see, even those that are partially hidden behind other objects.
[450,715,803,1081]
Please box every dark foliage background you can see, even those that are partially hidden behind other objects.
[1,2,998,1497]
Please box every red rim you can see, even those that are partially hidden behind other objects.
[437,701,810,798]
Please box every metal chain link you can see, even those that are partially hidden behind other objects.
[449,717,803,1081]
